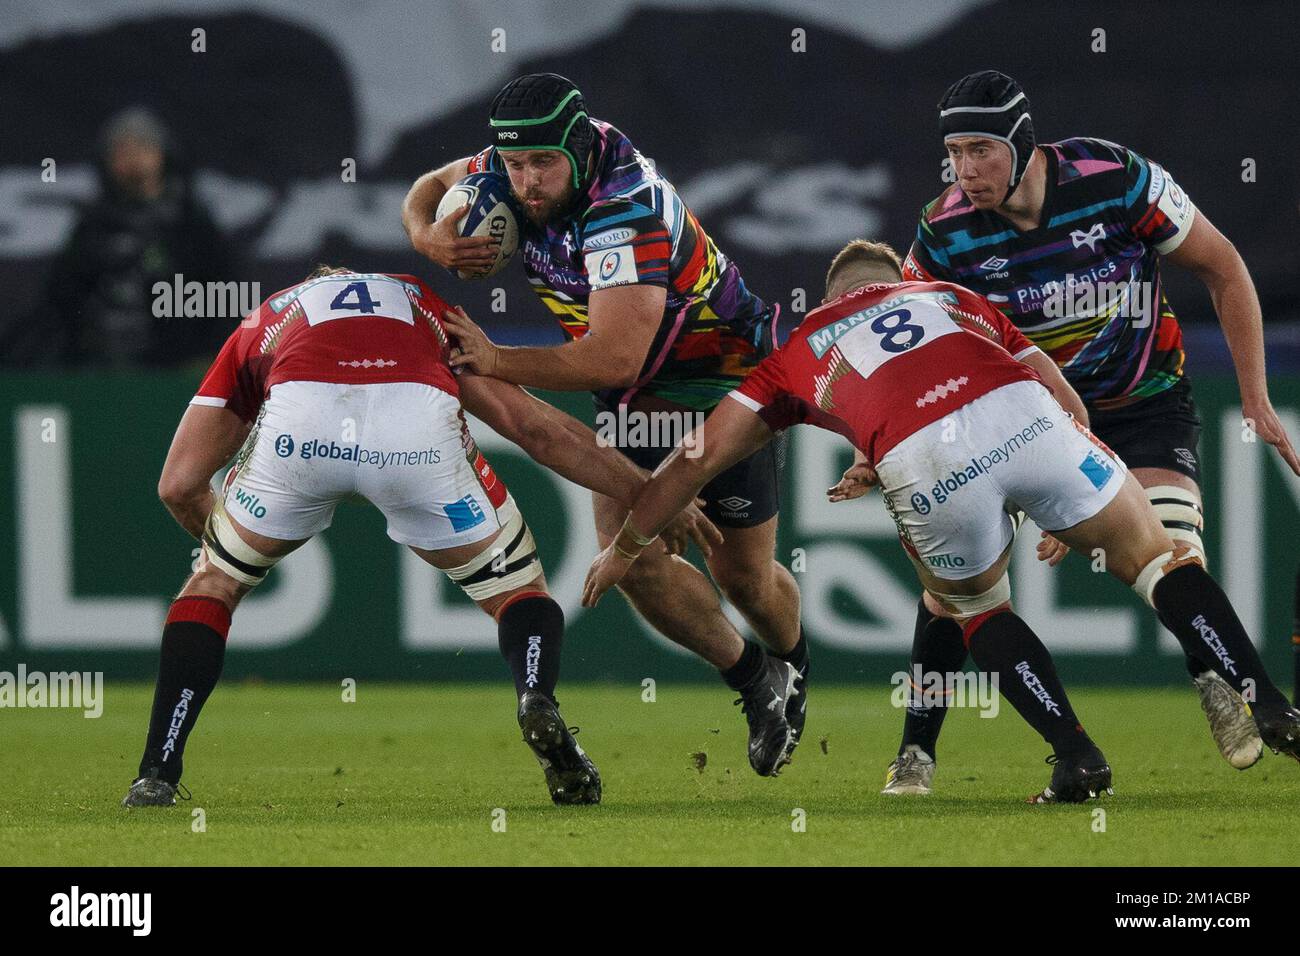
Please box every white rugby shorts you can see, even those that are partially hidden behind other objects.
[221,380,511,550]
[875,379,1126,580]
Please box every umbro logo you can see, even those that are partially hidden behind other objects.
[1070,222,1106,252]
[716,495,752,512]
[980,256,1009,271]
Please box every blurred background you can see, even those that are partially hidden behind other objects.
[1,0,1297,684]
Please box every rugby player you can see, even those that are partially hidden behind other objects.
[122,267,721,809]
[879,69,1300,791]
[581,246,1300,803]
[403,73,806,776]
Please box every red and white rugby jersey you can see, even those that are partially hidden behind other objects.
[729,280,1043,465]
[192,273,459,422]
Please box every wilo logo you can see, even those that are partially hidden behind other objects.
[595,407,706,458]
[152,274,261,319]
[0,665,103,717]
[50,886,151,936]
[890,666,999,718]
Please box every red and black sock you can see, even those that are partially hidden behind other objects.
[1153,564,1290,712]
[965,608,1096,759]
[138,596,231,784]
[899,598,967,759]
[497,593,564,701]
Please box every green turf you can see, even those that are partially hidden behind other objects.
[2,683,1296,866]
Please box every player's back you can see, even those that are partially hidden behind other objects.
[733,280,1040,465]
[197,271,459,422]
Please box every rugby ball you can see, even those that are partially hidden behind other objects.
[435,171,521,279]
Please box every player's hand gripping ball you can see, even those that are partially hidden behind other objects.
[434,172,521,279]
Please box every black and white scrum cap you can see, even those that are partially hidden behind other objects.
[938,70,1036,199]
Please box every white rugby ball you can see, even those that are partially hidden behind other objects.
[435,171,521,279]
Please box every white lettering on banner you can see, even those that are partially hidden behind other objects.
[18,407,165,647]
[400,414,612,651]
[1212,407,1300,653]
[227,539,332,648]
[1012,518,1137,652]
[7,404,1297,656]
[15,406,330,650]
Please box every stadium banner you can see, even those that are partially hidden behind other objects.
[1,372,1297,683]
[4,0,1300,360]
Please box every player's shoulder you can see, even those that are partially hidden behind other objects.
[1045,137,1146,185]
[918,183,976,233]
[466,146,498,174]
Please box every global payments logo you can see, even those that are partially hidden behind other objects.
[275,434,295,458]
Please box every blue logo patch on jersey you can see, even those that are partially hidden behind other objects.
[1078,450,1114,490]
[445,495,486,533]
[275,434,294,458]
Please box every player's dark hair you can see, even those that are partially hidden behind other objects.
[825,240,903,296]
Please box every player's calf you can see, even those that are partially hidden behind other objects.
[124,504,297,807]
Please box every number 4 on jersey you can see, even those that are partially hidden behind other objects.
[330,282,382,313]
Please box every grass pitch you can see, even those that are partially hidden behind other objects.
[3,683,1297,866]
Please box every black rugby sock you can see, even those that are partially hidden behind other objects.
[776,627,809,677]
[721,640,765,691]
[1153,564,1289,712]
[139,597,230,784]
[899,599,967,759]
[966,609,1095,759]
[497,594,564,700]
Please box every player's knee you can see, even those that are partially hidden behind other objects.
[202,498,280,590]
[616,551,674,598]
[928,573,1011,627]
[1132,544,1205,609]
[711,564,772,612]
[181,564,245,610]
[443,508,544,606]
[1145,484,1207,570]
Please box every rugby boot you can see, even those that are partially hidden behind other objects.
[881,744,935,796]
[121,768,179,808]
[734,656,800,776]
[1255,705,1300,765]
[518,692,601,805]
[1193,670,1263,769]
[1028,747,1113,804]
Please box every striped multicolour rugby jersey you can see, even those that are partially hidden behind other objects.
[903,138,1197,410]
[468,120,775,411]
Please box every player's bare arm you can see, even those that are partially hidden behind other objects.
[582,398,772,606]
[444,283,665,391]
[1020,349,1088,426]
[457,371,722,556]
[1164,210,1300,475]
[403,157,500,273]
[157,404,251,538]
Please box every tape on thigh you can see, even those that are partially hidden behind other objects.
[930,572,1011,620]
[443,507,543,601]
[202,497,279,587]
[1146,484,1206,567]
